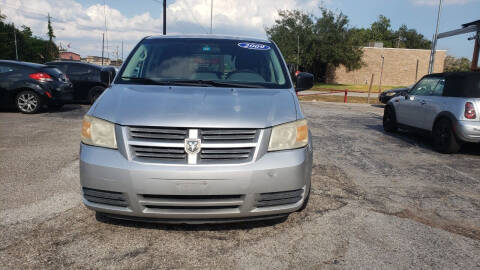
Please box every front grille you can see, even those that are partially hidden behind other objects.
[256,189,303,208]
[131,145,186,160]
[83,187,128,207]
[139,194,244,211]
[200,147,254,162]
[126,126,261,165]
[200,129,258,143]
[129,126,187,142]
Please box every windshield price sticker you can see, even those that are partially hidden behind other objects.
[238,42,271,50]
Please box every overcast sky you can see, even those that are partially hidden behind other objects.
[1,0,479,60]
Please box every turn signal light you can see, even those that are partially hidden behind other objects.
[465,102,476,119]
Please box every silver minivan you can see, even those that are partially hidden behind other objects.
[80,35,314,223]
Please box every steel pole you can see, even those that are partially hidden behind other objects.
[163,0,167,35]
[428,0,443,74]
[210,0,213,34]
[13,23,18,61]
[101,33,104,66]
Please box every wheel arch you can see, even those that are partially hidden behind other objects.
[432,111,458,131]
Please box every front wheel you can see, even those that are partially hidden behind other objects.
[432,118,462,154]
[383,105,397,132]
[16,90,42,114]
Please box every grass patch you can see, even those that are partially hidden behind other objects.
[312,83,405,93]
[298,94,381,104]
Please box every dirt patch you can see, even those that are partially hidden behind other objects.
[374,208,480,241]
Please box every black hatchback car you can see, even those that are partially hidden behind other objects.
[46,61,116,104]
[0,60,73,113]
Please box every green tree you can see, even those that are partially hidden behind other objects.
[349,15,431,49]
[265,10,315,68]
[444,55,471,72]
[396,24,431,49]
[370,15,395,47]
[45,14,58,62]
[266,8,363,82]
[0,11,59,63]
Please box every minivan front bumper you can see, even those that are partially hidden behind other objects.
[80,143,313,223]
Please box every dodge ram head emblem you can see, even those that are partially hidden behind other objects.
[185,138,201,154]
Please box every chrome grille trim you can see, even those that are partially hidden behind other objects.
[200,128,258,142]
[128,126,187,141]
[125,126,262,165]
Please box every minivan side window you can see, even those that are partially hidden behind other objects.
[410,77,444,96]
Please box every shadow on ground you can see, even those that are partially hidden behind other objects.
[365,123,480,156]
[95,212,289,232]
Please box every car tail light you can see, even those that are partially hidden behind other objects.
[29,72,52,82]
[464,102,476,119]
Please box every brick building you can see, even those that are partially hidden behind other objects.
[332,47,447,86]
[59,51,81,61]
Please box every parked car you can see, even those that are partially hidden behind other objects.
[80,35,314,223]
[0,60,73,113]
[46,61,116,104]
[379,86,411,104]
[383,72,480,153]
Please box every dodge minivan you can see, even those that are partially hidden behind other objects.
[80,35,314,223]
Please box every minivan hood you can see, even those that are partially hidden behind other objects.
[91,84,298,128]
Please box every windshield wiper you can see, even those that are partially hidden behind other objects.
[170,80,264,88]
[121,77,171,85]
[121,77,264,88]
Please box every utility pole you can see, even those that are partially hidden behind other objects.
[13,23,18,61]
[163,0,166,35]
[121,40,124,61]
[210,0,213,34]
[101,33,105,66]
[378,55,385,93]
[297,35,300,70]
[428,0,443,74]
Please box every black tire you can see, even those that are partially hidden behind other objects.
[16,90,43,114]
[297,184,311,212]
[432,118,462,154]
[88,86,105,104]
[383,105,398,132]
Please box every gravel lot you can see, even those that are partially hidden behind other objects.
[1,102,479,269]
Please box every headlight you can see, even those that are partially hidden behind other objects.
[81,115,117,149]
[268,119,308,151]
[386,92,396,96]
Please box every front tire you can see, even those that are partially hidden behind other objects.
[432,118,461,154]
[383,105,397,132]
[16,90,42,114]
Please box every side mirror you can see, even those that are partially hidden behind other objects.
[295,72,314,92]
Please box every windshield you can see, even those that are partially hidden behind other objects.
[116,38,291,89]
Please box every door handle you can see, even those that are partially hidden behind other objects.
[420,100,426,105]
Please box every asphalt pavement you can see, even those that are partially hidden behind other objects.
[0,102,479,269]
